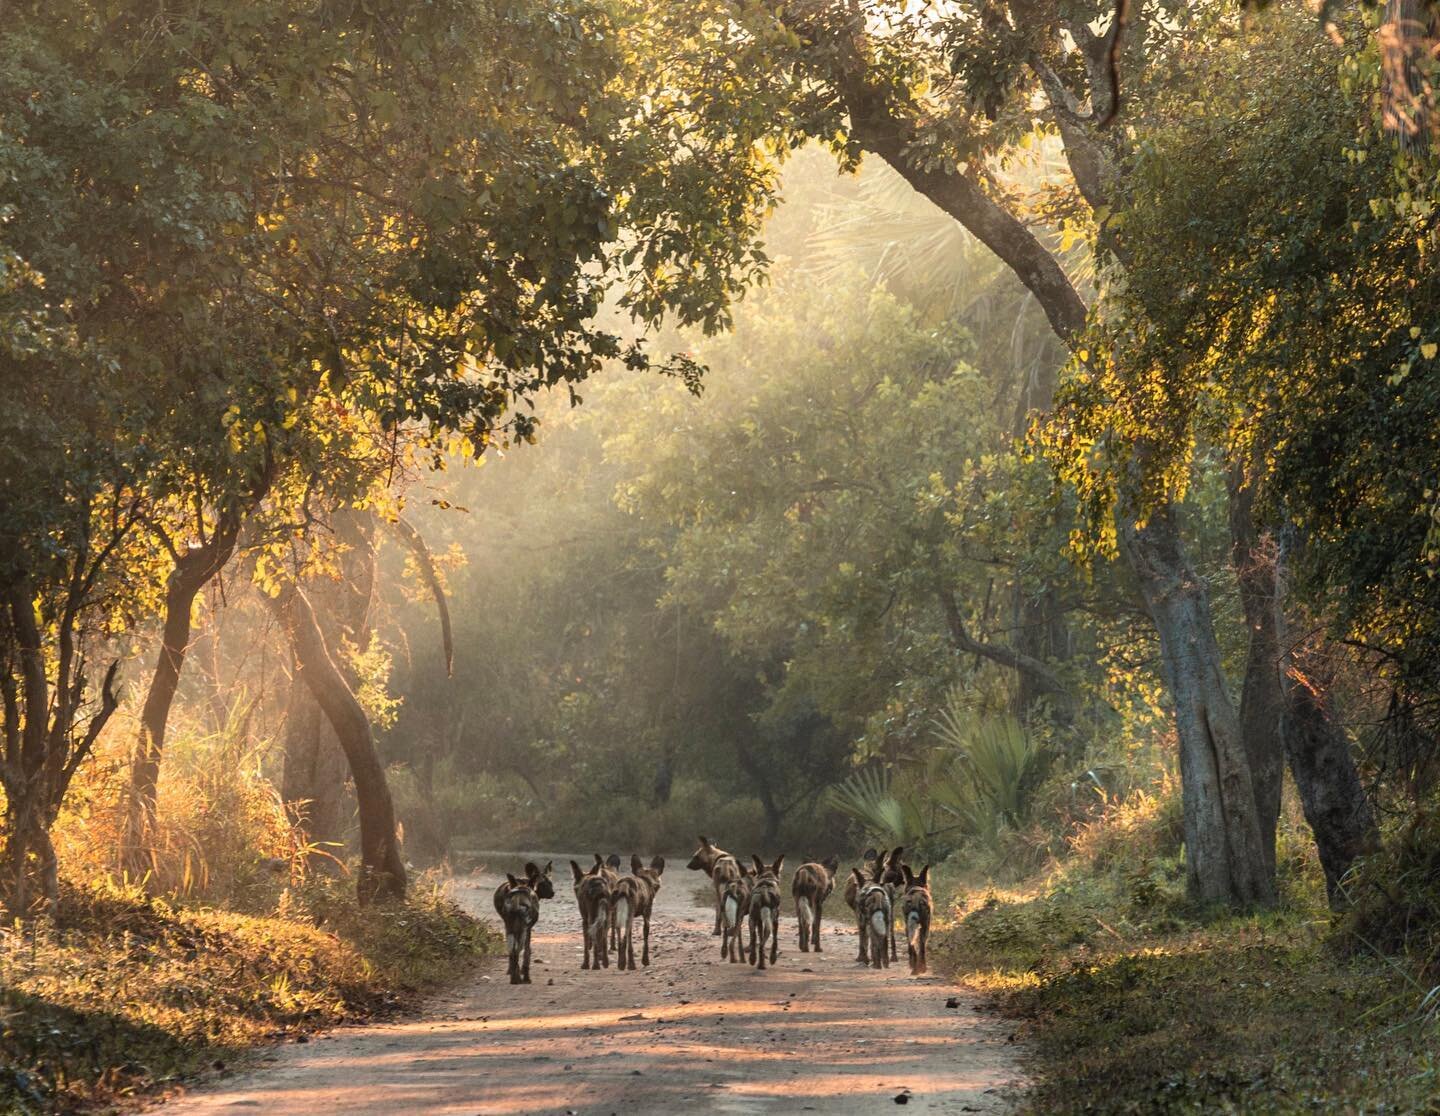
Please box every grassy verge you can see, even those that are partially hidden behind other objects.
[936,871,1440,1113]
[0,877,499,1113]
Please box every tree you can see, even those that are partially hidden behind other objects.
[0,0,797,906]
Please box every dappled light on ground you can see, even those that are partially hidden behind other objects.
[162,865,1023,1114]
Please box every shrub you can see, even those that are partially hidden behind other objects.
[55,710,308,911]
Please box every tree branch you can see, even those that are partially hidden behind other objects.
[390,517,454,677]
[937,585,1071,698]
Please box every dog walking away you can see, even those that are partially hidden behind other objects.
[878,847,908,962]
[570,859,612,970]
[901,864,932,975]
[492,860,554,919]
[748,854,785,970]
[844,847,900,962]
[496,872,541,985]
[687,836,742,937]
[719,863,754,963]
[613,855,666,970]
[791,856,838,953]
[629,855,665,966]
[850,866,892,969]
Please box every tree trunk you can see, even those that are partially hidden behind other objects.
[281,672,352,864]
[1227,469,1379,904]
[1280,651,1380,904]
[123,522,239,876]
[1013,586,1074,725]
[272,582,405,903]
[1120,505,1276,907]
[1227,471,1285,881]
[281,508,376,864]
[734,734,782,847]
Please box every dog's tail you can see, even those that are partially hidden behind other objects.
[590,900,609,953]
[796,895,812,938]
[723,893,739,930]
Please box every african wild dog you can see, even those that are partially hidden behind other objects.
[791,856,839,953]
[570,859,612,970]
[879,847,908,961]
[747,854,784,970]
[850,866,892,970]
[844,847,905,962]
[901,864,932,975]
[612,855,666,970]
[719,863,754,963]
[492,860,555,920]
[629,855,665,966]
[687,836,742,937]
[843,847,879,961]
[602,853,623,948]
[496,873,540,984]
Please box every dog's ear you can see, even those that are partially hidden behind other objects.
[607,853,621,869]
[771,854,785,876]
[888,846,906,867]
[851,867,868,887]
[902,865,915,887]
[918,865,930,888]
[524,861,540,879]
[592,853,604,868]
[698,835,710,848]
[651,855,666,874]
[823,854,839,874]
[631,853,644,874]
[570,860,584,882]
[543,860,553,877]
[506,873,520,887]
[752,854,765,874]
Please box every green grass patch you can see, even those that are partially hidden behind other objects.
[0,877,498,1113]
[937,874,1440,1113]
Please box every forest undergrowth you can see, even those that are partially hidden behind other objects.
[0,723,497,1114]
[936,783,1440,1114]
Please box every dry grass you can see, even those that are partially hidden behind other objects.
[0,877,497,1113]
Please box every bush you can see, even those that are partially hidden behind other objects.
[56,711,308,911]
[1336,799,1440,980]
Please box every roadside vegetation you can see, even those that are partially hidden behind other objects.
[0,723,495,1113]
[934,783,1440,1113]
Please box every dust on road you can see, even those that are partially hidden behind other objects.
[158,857,1025,1115]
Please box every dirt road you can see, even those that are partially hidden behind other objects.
[160,857,1024,1115]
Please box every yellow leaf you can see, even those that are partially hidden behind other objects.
[1422,343,1437,360]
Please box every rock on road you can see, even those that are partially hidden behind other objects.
[158,856,1025,1115]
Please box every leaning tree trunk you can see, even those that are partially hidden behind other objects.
[281,508,376,865]
[1281,653,1380,904]
[280,671,352,864]
[272,582,405,903]
[122,520,239,877]
[1120,504,1276,907]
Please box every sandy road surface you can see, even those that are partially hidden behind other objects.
[159,856,1024,1115]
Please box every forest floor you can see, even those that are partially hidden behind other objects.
[157,859,1025,1115]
